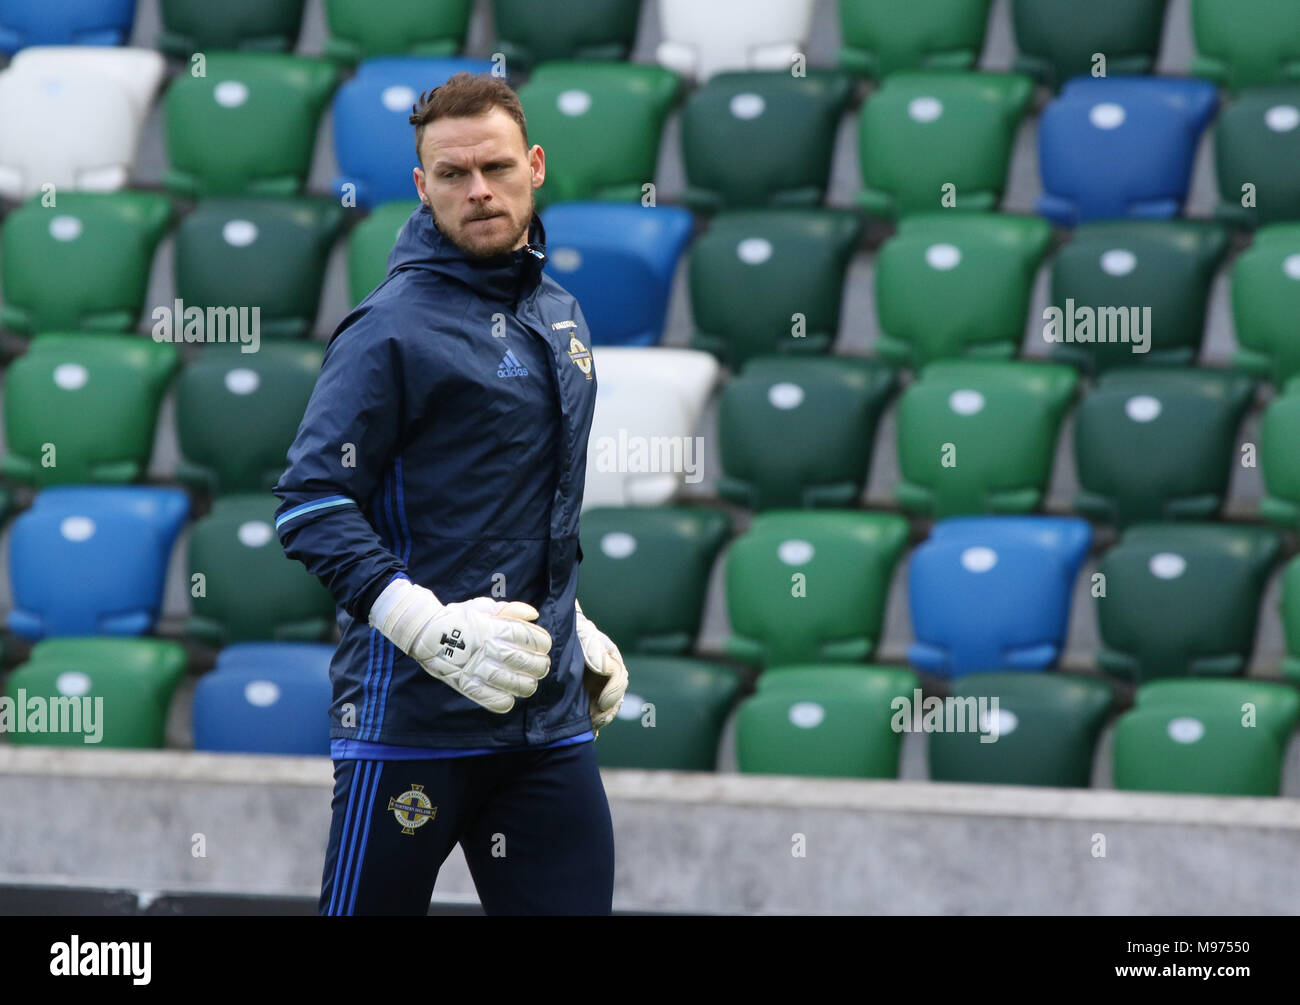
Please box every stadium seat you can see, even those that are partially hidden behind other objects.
[895,360,1079,517]
[656,0,815,82]
[1232,225,1300,384]
[2,334,179,486]
[680,70,853,212]
[1135,677,1300,748]
[1011,0,1168,89]
[928,672,1114,786]
[30,636,188,679]
[724,511,910,667]
[492,0,642,72]
[163,53,338,197]
[591,656,742,770]
[837,0,991,79]
[8,46,165,129]
[192,664,331,755]
[1047,219,1230,373]
[173,197,345,340]
[347,201,418,305]
[1214,86,1300,227]
[0,0,135,52]
[577,507,730,654]
[1075,368,1255,527]
[1112,707,1285,795]
[175,342,325,496]
[689,208,862,367]
[908,516,1092,676]
[1096,523,1281,682]
[736,664,918,778]
[1037,76,1219,226]
[157,0,306,58]
[1279,557,1300,681]
[214,641,336,675]
[518,62,682,209]
[540,203,693,347]
[0,190,173,334]
[857,71,1034,218]
[1192,0,1300,91]
[7,486,189,640]
[187,495,337,646]
[718,356,898,510]
[874,213,1053,367]
[332,57,495,209]
[583,347,718,508]
[322,0,471,63]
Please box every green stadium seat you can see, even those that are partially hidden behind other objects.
[29,636,189,680]
[1075,368,1255,527]
[1135,677,1300,748]
[1215,87,1300,228]
[492,0,641,71]
[173,197,345,340]
[689,208,862,368]
[857,71,1034,218]
[518,62,682,210]
[577,507,731,655]
[680,70,853,212]
[1192,0,1300,91]
[1096,523,1281,682]
[1279,556,1300,681]
[837,0,991,79]
[158,0,307,58]
[164,53,338,197]
[1113,706,1285,795]
[347,201,419,306]
[1012,0,1168,89]
[323,0,472,62]
[175,343,324,496]
[1259,376,1300,527]
[1232,224,1300,384]
[188,494,337,646]
[0,191,173,335]
[591,656,743,770]
[737,664,919,778]
[718,356,897,509]
[927,672,1114,787]
[2,334,179,486]
[724,511,910,667]
[896,360,1079,517]
[874,213,1053,367]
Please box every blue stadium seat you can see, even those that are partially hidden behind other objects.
[332,57,495,208]
[7,487,189,640]
[540,203,694,346]
[908,516,1092,677]
[215,642,337,676]
[1037,76,1219,225]
[192,665,331,755]
[0,0,136,52]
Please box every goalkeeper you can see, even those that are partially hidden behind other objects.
[273,73,626,916]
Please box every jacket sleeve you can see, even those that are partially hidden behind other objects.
[273,308,408,622]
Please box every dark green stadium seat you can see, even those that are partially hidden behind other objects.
[1048,220,1230,374]
[1192,0,1300,91]
[1279,556,1300,681]
[718,356,897,509]
[347,201,419,306]
[158,0,307,58]
[1135,677,1300,748]
[173,197,345,340]
[737,664,919,778]
[188,494,337,645]
[837,0,991,79]
[1074,368,1255,527]
[0,191,173,335]
[1096,523,1281,682]
[680,70,853,212]
[725,511,910,667]
[1232,224,1300,384]
[591,656,742,770]
[492,0,641,72]
[928,672,1114,787]
[323,0,472,62]
[518,62,682,210]
[689,208,863,368]
[1259,376,1300,527]
[874,213,1053,367]
[1012,0,1168,89]
[2,334,179,486]
[896,360,1078,517]
[577,507,731,655]
[175,343,324,496]
[164,53,338,197]
[1215,86,1300,228]
[1113,707,1285,795]
[857,71,1034,218]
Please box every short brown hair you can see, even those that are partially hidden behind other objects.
[409,72,530,165]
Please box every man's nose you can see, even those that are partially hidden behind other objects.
[466,169,492,200]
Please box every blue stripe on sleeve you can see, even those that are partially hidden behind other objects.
[275,495,356,530]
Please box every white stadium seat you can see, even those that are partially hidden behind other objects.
[655,0,816,82]
[8,47,165,129]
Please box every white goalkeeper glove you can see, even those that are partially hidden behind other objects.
[369,577,551,713]
[575,599,628,737]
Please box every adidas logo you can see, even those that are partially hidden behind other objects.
[497,349,529,379]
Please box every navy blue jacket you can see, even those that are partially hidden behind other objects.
[273,203,597,747]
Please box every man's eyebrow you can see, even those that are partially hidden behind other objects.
[431,155,516,171]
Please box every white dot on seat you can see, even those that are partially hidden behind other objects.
[245,681,281,707]
[1167,716,1204,743]
[788,701,825,728]
[222,220,258,247]
[557,90,592,116]
[777,539,814,565]
[730,93,765,119]
[925,243,961,270]
[960,546,998,573]
[381,85,416,113]
[237,521,273,548]
[1148,552,1186,579]
[1125,395,1162,422]
[224,368,260,395]
[1090,103,1126,129]
[949,389,984,415]
[214,80,249,107]
[49,216,83,242]
[600,532,637,559]
[1265,105,1300,132]
[908,97,943,123]
[53,363,88,390]
[737,237,773,264]
[1100,249,1137,276]
[767,382,804,409]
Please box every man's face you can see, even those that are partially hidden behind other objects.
[414,106,545,259]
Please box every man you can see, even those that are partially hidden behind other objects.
[274,72,628,916]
